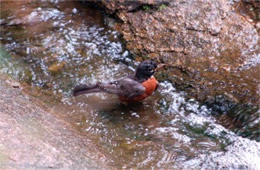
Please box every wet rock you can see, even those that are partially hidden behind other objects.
[200,136,260,169]
[90,0,169,14]
[6,79,21,88]
[0,75,111,169]
[235,0,260,22]
[94,0,260,105]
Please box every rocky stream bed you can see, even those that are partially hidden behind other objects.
[0,0,259,169]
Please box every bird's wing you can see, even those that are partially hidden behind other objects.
[100,77,145,98]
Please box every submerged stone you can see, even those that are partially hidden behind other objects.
[48,61,66,74]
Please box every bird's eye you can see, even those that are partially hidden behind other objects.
[145,65,150,70]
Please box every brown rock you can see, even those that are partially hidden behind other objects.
[0,75,111,169]
[95,0,260,104]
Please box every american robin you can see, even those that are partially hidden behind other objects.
[73,60,160,103]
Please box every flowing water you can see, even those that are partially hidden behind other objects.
[0,1,259,169]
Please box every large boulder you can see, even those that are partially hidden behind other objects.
[95,0,260,104]
[0,75,111,169]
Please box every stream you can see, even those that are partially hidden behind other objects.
[0,1,259,169]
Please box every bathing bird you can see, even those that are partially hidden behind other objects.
[73,60,160,103]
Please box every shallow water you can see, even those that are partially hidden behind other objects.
[0,1,259,169]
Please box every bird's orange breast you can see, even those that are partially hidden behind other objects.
[119,76,158,102]
[141,76,158,97]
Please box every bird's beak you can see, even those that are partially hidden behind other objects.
[155,64,167,72]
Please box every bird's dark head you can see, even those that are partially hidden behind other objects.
[135,60,157,81]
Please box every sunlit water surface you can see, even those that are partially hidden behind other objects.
[0,1,259,169]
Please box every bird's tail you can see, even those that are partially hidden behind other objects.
[73,83,102,96]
